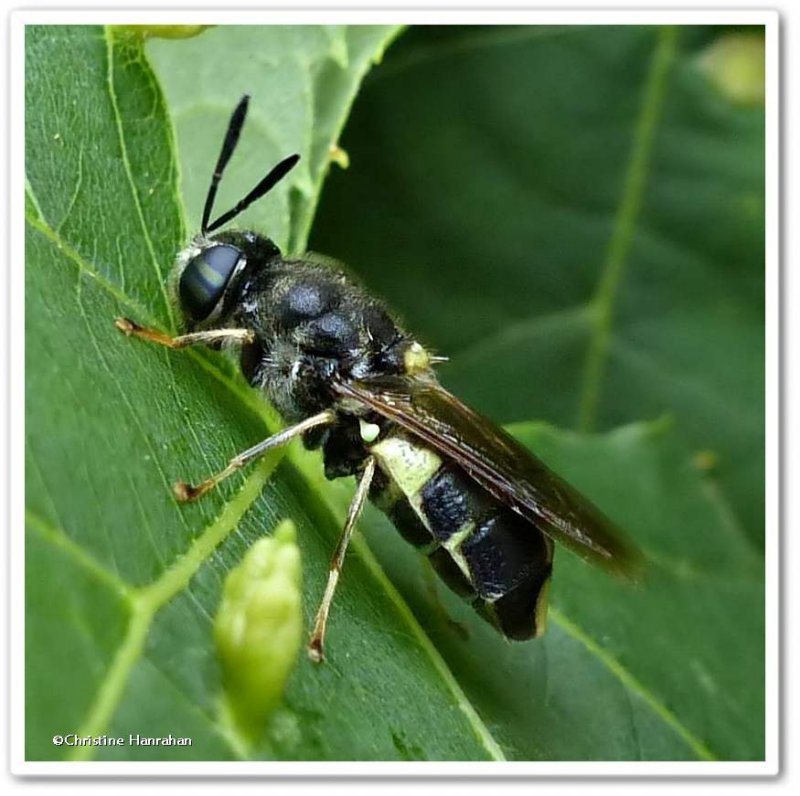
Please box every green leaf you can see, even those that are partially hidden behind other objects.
[25,23,764,764]
[310,25,765,545]
[356,419,764,760]
[306,24,764,762]
[26,24,500,763]
[146,25,403,254]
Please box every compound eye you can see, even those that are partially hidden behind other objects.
[179,244,242,322]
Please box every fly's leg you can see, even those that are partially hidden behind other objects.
[173,410,336,501]
[308,457,376,664]
[115,317,254,349]
[116,317,335,501]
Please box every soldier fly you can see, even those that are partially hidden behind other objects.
[116,95,642,662]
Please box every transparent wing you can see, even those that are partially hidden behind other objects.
[334,375,643,577]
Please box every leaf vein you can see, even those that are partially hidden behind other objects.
[26,206,156,325]
[58,355,127,577]
[578,25,678,430]
[55,149,84,234]
[73,268,176,568]
[103,27,173,325]
[68,458,275,760]
[550,607,717,761]
[25,508,132,599]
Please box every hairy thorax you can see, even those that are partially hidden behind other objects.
[229,257,430,422]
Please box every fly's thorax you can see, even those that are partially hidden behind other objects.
[230,256,438,420]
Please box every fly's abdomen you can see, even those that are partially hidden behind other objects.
[369,433,553,640]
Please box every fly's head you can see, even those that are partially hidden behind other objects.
[172,94,300,332]
[173,230,281,331]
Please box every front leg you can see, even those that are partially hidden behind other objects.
[115,316,335,502]
[115,317,254,349]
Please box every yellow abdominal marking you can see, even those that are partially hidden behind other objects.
[534,575,551,636]
[443,523,473,553]
[371,435,442,498]
[443,522,475,580]
[403,342,431,374]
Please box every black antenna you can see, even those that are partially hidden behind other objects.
[201,95,251,234]
[206,153,300,233]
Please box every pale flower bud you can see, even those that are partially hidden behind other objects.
[214,520,302,741]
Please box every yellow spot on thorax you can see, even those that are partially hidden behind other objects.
[359,419,381,444]
[403,341,431,374]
